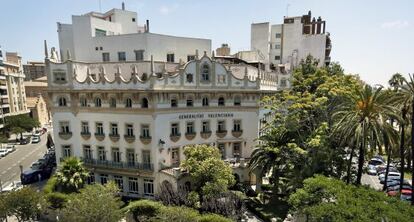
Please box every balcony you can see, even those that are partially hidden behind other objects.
[124,134,136,143]
[109,134,120,142]
[139,135,152,145]
[231,130,243,138]
[170,133,181,142]
[80,132,91,140]
[58,132,72,140]
[185,132,196,140]
[224,157,250,168]
[216,130,227,138]
[81,158,154,172]
[94,133,105,141]
[200,131,212,139]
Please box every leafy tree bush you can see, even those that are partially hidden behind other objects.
[55,157,89,193]
[46,192,68,210]
[5,187,46,222]
[125,199,164,221]
[5,114,40,139]
[60,182,123,222]
[44,176,58,194]
[288,175,414,221]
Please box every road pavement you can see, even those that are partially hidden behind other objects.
[0,132,48,189]
[361,174,382,190]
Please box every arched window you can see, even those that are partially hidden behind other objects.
[141,98,149,108]
[109,98,116,108]
[186,73,193,83]
[95,97,102,107]
[234,96,241,106]
[201,63,210,81]
[171,98,178,108]
[202,97,209,106]
[80,97,87,107]
[125,98,132,108]
[58,97,67,107]
[218,97,225,106]
[186,97,193,107]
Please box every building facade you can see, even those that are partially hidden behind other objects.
[250,11,332,70]
[27,94,49,126]
[23,61,46,81]
[0,48,29,129]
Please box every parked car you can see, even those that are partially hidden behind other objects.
[401,190,413,201]
[377,166,398,175]
[373,155,385,162]
[32,131,41,137]
[367,165,377,175]
[0,149,8,157]
[31,136,40,144]
[19,137,30,145]
[379,172,401,184]
[20,168,52,185]
[368,158,385,166]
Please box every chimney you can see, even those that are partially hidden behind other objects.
[146,20,150,33]
[122,2,125,10]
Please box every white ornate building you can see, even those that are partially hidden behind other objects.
[48,6,281,198]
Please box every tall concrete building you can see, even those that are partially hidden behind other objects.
[23,61,46,81]
[48,6,279,198]
[0,47,30,129]
[250,11,332,71]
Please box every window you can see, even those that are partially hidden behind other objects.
[100,47,103,50]
[128,177,139,194]
[135,50,144,61]
[186,73,193,83]
[217,120,226,132]
[275,55,281,60]
[132,18,136,22]
[127,149,135,166]
[98,146,106,161]
[187,55,195,62]
[218,97,225,106]
[234,96,241,106]
[171,123,179,136]
[94,97,102,107]
[58,97,67,106]
[96,122,104,135]
[100,174,108,185]
[202,121,210,133]
[141,125,150,138]
[54,71,66,82]
[233,142,241,157]
[201,64,210,81]
[80,97,87,107]
[109,98,116,108]
[141,98,148,108]
[202,97,209,106]
[275,33,282,38]
[126,124,134,137]
[275,44,281,49]
[87,173,95,184]
[280,78,287,87]
[233,120,242,132]
[167,53,175,62]
[112,147,121,162]
[142,150,151,169]
[218,143,225,159]
[83,145,92,160]
[171,148,180,166]
[95,47,99,51]
[171,98,178,107]
[114,175,124,191]
[186,98,193,107]
[125,98,132,108]
[95,28,106,37]
[186,122,194,134]
[60,122,70,134]
[144,179,154,196]
[81,122,89,134]
[118,52,126,61]
[110,123,118,136]
[102,52,110,62]
[218,75,226,83]
[62,145,71,158]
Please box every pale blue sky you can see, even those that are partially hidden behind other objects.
[0,0,412,85]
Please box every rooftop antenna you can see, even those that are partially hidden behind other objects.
[286,3,290,17]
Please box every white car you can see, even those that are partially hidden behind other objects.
[0,149,8,157]
[367,165,377,175]
[379,172,401,183]
[31,136,40,144]
[1,181,23,193]
[32,131,41,137]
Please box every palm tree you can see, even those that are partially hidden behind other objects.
[388,73,405,91]
[56,157,89,192]
[333,85,398,185]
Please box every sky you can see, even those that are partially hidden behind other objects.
[0,0,413,86]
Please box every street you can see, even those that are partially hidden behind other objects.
[0,132,48,189]
[361,174,382,190]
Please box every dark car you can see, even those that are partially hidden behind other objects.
[19,137,29,145]
[20,168,52,185]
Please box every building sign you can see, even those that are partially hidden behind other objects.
[179,113,234,120]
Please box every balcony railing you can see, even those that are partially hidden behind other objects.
[81,158,154,172]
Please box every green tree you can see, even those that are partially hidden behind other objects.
[5,187,46,222]
[60,182,123,222]
[388,72,405,91]
[55,157,89,192]
[333,85,398,185]
[288,175,414,222]
[5,114,40,139]
[0,193,7,222]
[181,144,235,198]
